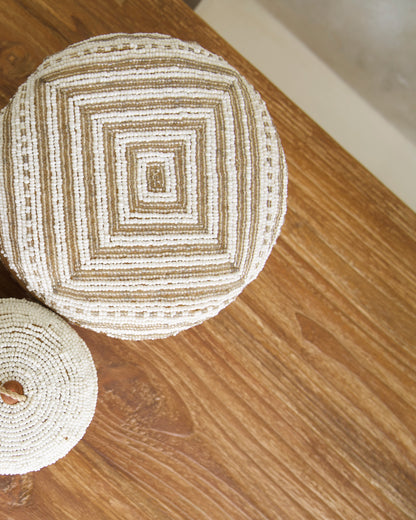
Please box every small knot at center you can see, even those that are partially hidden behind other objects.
[0,381,27,405]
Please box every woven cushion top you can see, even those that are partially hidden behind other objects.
[0,33,287,339]
[0,298,97,475]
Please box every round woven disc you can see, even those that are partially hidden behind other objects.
[0,33,287,339]
[0,299,97,475]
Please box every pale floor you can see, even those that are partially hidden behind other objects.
[257,0,416,146]
[196,0,416,211]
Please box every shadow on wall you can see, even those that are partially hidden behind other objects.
[183,0,203,9]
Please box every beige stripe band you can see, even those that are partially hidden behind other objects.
[0,33,288,340]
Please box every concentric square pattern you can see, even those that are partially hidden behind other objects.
[0,34,287,339]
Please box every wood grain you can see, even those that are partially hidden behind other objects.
[0,0,415,518]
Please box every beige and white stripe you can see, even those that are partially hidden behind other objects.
[0,33,287,339]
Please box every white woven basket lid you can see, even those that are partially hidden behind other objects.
[0,33,288,340]
[0,298,97,475]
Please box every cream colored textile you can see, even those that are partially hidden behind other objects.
[0,34,287,339]
[0,299,97,475]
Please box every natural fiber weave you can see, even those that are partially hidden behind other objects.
[0,384,27,403]
[0,298,97,475]
[0,33,287,339]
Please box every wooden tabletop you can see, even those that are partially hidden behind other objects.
[0,1,415,518]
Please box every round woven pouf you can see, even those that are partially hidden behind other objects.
[0,298,97,475]
[0,33,287,339]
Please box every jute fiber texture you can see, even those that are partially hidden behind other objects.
[0,33,288,339]
[0,298,97,475]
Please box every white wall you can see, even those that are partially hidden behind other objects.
[196,0,416,210]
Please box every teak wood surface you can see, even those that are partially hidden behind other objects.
[0,1,415,518]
